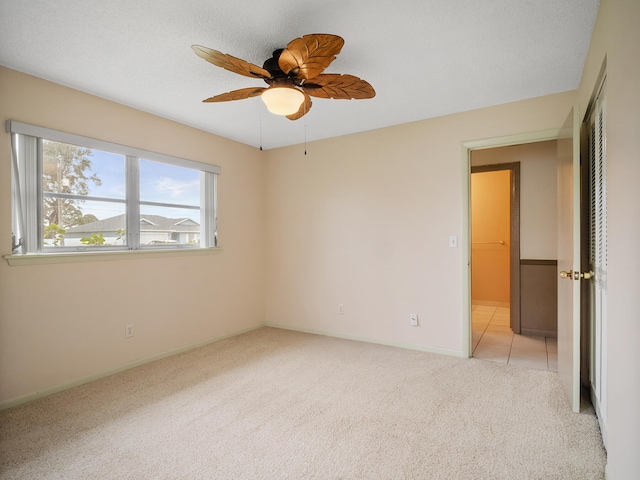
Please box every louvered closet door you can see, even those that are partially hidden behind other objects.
[589,83,608,435]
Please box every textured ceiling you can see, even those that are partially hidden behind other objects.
[0,0,599,150]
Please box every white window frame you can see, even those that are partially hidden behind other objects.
[8,120,219,260]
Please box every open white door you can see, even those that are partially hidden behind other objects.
[557,107,582,413]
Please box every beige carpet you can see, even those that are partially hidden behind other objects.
[0,327,606,479]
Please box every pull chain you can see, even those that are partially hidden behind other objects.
[259,100,263,151]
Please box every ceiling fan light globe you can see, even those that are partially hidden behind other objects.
[261,87,304,115]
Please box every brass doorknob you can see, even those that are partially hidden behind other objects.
[560,270,594,280]
[560,270,572,279]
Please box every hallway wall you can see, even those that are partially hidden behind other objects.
[471,141,557,260]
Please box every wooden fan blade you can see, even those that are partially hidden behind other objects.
[302,74,375,100]
[286,93,313,121]
[192,45,271,79]
[203,87,266,103]
[278,34,344,79]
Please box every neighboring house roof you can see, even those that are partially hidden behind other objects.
[65,214,199,234]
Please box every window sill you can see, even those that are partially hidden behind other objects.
[3,247,222,266]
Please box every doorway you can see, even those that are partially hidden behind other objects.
[470,163,520,326]
[470,159,557,369]
[461,129,561,360]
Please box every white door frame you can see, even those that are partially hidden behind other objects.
[460,128,561,357]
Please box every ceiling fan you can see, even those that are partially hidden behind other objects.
[192,34,375,120]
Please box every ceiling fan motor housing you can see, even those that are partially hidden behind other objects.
[263,49,302,86]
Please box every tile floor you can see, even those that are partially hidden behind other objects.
[472,305,557,371]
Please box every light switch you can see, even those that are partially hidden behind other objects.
[449,235,458,248]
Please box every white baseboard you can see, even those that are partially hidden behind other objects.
[0,323,265,411]
[265,322,464,358]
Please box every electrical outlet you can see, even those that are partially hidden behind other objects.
[125,324,134,338]
[410,314,418,326]
[338,304,345,315]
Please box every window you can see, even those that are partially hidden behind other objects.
[9,121,219,257]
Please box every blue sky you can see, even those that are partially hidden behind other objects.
[78,150,201,221]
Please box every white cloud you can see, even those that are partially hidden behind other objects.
[154,177,199,199]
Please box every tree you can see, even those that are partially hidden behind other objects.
[44,223,65,246]
[80,233,105,245]
[42,141,102,228]
[77,214,99,225]
[115,228,126,244]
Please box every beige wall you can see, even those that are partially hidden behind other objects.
[265,92,575,354]
[471,170,511,305]
[574,0,640,478]
[472,141,557,260]
[0,67,267,406]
